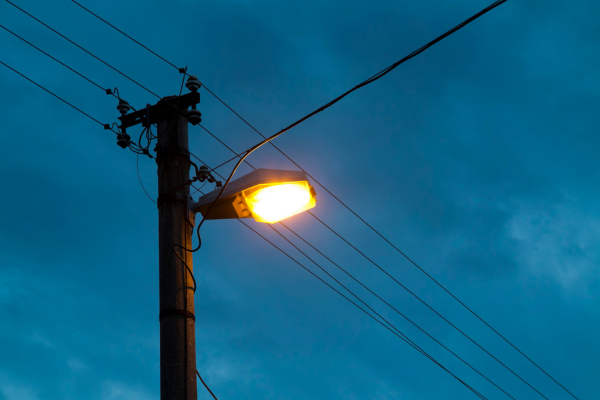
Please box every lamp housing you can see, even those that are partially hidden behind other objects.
[190,169,316,223]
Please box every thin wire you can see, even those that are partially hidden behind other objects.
[307,211,550,399]
[0,24,108,92]
[4,0,162,99]
[190,161,511,398]
[276,221,515,399]
[217,0,509,162]
[196,370,218,400]
[0,60,111,128]
[193,123,545,397]
[201,15,578,400]
[65,1,578,398]
[239,220,487,399]
[70,0,182,71]
[270,223,509,399]
[137,154,157,204]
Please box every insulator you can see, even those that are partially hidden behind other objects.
[187,109,202,125]
[116,133,131,149]
[185,75,201,92]
[117,99,131,115]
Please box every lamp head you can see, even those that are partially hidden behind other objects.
[191,169,317,223]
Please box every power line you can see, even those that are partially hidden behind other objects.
[190,124,545,397]
[61,1,577,398]
[196,370,218,400]
[2,4,205,163]
[276,221,516,399]
[192,182,489,398]
[189,150,516,398]
[196,9,574,400]
[137,154,157,204]
[237,219,488,399]
[1,53,487,400]
[193,118,550,397]
[211,0,509,162]
[307,211,551,399]
[269,223,511,399]
[192,174,508,397]
[0,24,108,93]
[4,0,162,100]
[0,60,112,130]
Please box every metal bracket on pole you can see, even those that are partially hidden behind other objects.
[118,91,200,130]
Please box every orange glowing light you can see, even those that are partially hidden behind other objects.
[242,182,316,223]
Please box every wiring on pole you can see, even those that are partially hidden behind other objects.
[3,22,548,400]
[191,120,550,397]
[197,370,218,400]
[187,156,514,397]
[9,1,578,398]
[137,154,157,204]
[192,180,490,398]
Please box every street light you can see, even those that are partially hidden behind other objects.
[191,168,317,223]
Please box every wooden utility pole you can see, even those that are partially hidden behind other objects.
[118,88,201,400]
[156,100,197,400]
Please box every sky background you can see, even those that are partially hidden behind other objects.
[1,0,599,399]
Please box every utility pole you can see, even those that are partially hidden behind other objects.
[118,81,202,400]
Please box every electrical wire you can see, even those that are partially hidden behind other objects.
[238,220,487,399]
[0,24,107,92]
[197,370,218,400]
[137,154,157,204]
[269,223,509,399]
[199,10,577,400]
[212,0,509,165]
[3,0,162,99]
[1,52,487,400]
[276,221,516,399]
[307,210,551,399]
[62,2,578,399]
[189,165,512,398]
[192,124,547,397]
[0,59,114,132]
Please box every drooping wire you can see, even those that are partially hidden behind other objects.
[238,220,487,399]
[0,60,113,132]
[137,154,157,204]
[196,370,218,400]
[3,0,162,99]
[307,210,550,399]
[189,163,511,398]
[2,49,486,400]
[198,10,577,400]
[70,0,183,72]
[192,123,546,397]
[209,0,508,169]
[276,221,515,399]
[63,1,578,398]
[0,24,106,92]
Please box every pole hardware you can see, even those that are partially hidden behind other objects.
[118,91,200,130]
[196,165,222,187]
[185,76,202,125]
[117,98,131,115]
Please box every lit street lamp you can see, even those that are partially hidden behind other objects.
[191,168,317,223]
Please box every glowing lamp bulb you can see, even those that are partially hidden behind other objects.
[243,182,316,223]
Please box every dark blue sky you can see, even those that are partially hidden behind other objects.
[1,0,598,399]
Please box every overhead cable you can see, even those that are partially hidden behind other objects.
[238,220,488,399]
[4,0,162,99]
[64,1,578,398]
[192,124,543,397]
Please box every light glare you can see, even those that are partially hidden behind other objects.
[244,182,316,223]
